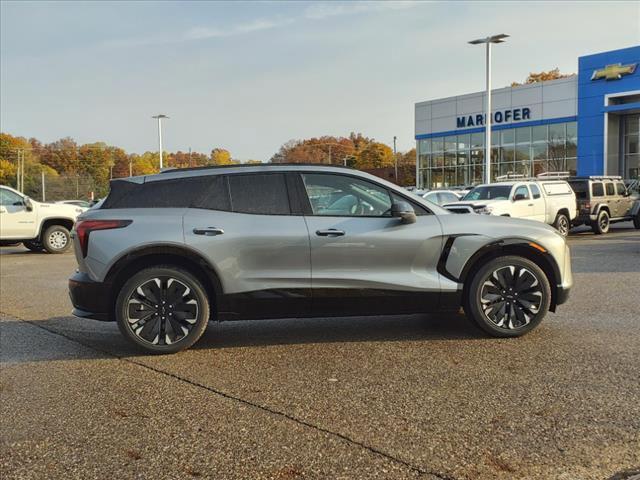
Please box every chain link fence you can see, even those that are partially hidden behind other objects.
[7,170,103,203]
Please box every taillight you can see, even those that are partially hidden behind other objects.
[75,220,132,257]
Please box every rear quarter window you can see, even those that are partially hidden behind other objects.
[541,182,572,196]
[102,175,231,210]
[592,182,604,197]
[616,182,626,195]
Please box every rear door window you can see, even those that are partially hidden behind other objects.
[592,182,604,197]
[529,184,541,199]
[616,182,626,195]
[605,182,615,196]
[228,173,291,215]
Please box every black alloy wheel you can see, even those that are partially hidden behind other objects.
[116,267,210,353]
[465,256,551,337]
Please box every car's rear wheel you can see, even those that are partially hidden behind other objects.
[633,212,640,229]
[464,256,551,337]
[553,212,570,237]
[115,266,210,354]
[591,210,610,234]
[23,240,44,252]
[42,225,71,253]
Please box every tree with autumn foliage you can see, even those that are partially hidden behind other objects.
[511,68,574,87]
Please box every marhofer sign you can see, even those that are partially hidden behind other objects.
[456,107,531,128]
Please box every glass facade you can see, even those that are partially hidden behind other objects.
[623,115,639,179]
[417,121,577,188]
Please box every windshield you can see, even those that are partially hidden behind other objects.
[463,185,512,201]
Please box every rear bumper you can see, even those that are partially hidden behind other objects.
[68,272,111,321]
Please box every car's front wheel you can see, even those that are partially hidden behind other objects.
[464,256,551,337]
[42,225,71,253]
[115,266,210,354]
[633,212,640,229]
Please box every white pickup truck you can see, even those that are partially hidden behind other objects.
[443,180,577,236]
[0,185,85,253]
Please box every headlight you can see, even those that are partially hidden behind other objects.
[474,206,493,215]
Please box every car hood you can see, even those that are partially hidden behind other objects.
[438,211,558,240]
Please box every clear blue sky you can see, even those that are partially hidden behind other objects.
[1,1,639,160]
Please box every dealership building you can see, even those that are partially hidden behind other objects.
[415,45,640,189]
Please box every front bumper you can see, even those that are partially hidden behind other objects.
[556,286,571,306]
[68,271,111,321]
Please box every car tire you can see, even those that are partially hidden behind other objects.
[591,210,610,234]
[23,240,44,252]
[42,225,71,253]
[464,256,551,338]
[115,266,210,354]
[634,212,640,230]
[553,212,571,237]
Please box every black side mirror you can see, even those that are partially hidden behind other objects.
[24,197,33,211]
[391,201,416,224]
[513,193,527,201]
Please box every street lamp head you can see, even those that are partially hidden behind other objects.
[468,33,509,45]
[152,114,169,119]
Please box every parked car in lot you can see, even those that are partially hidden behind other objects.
[0,185,84,253]
[421,189,462,206]
[568,176,640,234]
[444,179,577,236]
[68,165,573,354]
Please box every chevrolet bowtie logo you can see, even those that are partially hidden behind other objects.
[591,63,637,81]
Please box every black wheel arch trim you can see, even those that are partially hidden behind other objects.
[103,243,225,315]
[438,236,563,311]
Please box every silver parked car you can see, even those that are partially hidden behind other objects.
[68,165,572,354]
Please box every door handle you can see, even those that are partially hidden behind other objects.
[316,229,345,237]
[193,227,224,236]
[528,203,534,207]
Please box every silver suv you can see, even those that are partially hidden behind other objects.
[68,165,572,354]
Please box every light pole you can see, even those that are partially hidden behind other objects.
[152,114,169,170]
[393,136,398,183]
[468,34,509,184]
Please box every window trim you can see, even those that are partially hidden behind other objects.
[294,171,432,218]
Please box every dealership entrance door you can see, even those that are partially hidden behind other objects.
[622,114,639,179]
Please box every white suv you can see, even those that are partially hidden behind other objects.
[0,185,84,253]
[444,180,577,236]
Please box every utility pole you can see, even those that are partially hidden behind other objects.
[468,34,509,184]
[393,136,398,183]
[328,145,332,164]
[16,150,21,191]
[152,114,169,170]
[110,165,114,179]
[129,161,133,177]
[41,170,46,202]
[76,175,80,197]
[189,147,192,167]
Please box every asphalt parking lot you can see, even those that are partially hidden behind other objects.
[1,224,639,480]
